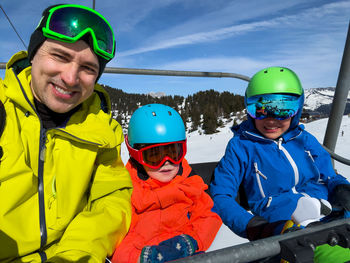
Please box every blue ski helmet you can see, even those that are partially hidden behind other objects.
[127,104,186,147]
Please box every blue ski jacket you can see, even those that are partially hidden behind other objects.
[210,118,349,238]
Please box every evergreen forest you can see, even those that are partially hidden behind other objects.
[102,85,245,134]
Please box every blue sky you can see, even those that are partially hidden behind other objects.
[1,0,350,96]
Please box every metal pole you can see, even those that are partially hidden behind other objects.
[323,145,350,166]
[92,0,96,10]
[323,21,350,152]
[103,67,251,81]
[174,219,350,263]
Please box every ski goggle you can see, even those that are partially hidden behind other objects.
[41,4,115,60]
[126,136,187,169]
[246,94,302,120]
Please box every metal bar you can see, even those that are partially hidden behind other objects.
[103,67,251,81]
[174,219,350,263]
[323,145,350,166]
[323,21,350,152]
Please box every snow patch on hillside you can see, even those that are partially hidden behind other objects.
[303,87,350,111]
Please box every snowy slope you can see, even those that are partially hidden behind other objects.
[120,116,350,251]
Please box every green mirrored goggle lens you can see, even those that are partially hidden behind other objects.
[42,5,115,60]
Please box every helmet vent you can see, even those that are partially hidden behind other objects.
[280,69,284,72]
[168,111,172,116]
[152,111,156,116]
[264,70,268,73]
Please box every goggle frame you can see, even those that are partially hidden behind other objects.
[41,4,115,60]
[126,136,187,169]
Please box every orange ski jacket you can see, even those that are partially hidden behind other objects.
[112,158,222,263]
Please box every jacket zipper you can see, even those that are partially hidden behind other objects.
[254,162,267,198]
[246,131,301,201]
[55,129,102,145]
[305,150,322,183]
[305,150,315,162]
[276,138,299,193]
[14,70,47,262]
[38,127,48,249]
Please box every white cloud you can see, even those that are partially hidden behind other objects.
[119,1,350,57]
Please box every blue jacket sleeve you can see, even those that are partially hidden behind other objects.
[210,138,254,238]
[305,131,350,194]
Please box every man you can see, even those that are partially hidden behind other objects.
[0,4,132,262]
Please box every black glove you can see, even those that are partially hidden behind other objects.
[246,216,286,241]
[334,184,350,211]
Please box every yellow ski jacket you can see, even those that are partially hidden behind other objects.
[0,51,133,263]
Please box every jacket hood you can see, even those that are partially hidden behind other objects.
[5,51,30,72]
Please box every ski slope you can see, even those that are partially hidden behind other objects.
[120,115,350,251]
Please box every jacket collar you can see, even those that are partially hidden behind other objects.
[3,52,36,115]
[234,118,304,143]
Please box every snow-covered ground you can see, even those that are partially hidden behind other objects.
[120,115,350,251]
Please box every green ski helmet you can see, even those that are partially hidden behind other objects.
[246,67,303,98]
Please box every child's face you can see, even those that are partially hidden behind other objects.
[255,117,291,139]
[143,161,180,183]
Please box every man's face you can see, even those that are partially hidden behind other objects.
[30,39,100,113]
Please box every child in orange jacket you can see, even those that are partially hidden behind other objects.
[112,104,222,263]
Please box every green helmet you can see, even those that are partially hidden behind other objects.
[246,67,303,98]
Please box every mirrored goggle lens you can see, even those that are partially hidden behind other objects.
[45,6,114,57]
[246,94,301,120]
[142,143,185,167]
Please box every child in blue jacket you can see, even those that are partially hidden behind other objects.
[210,66,350,262]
